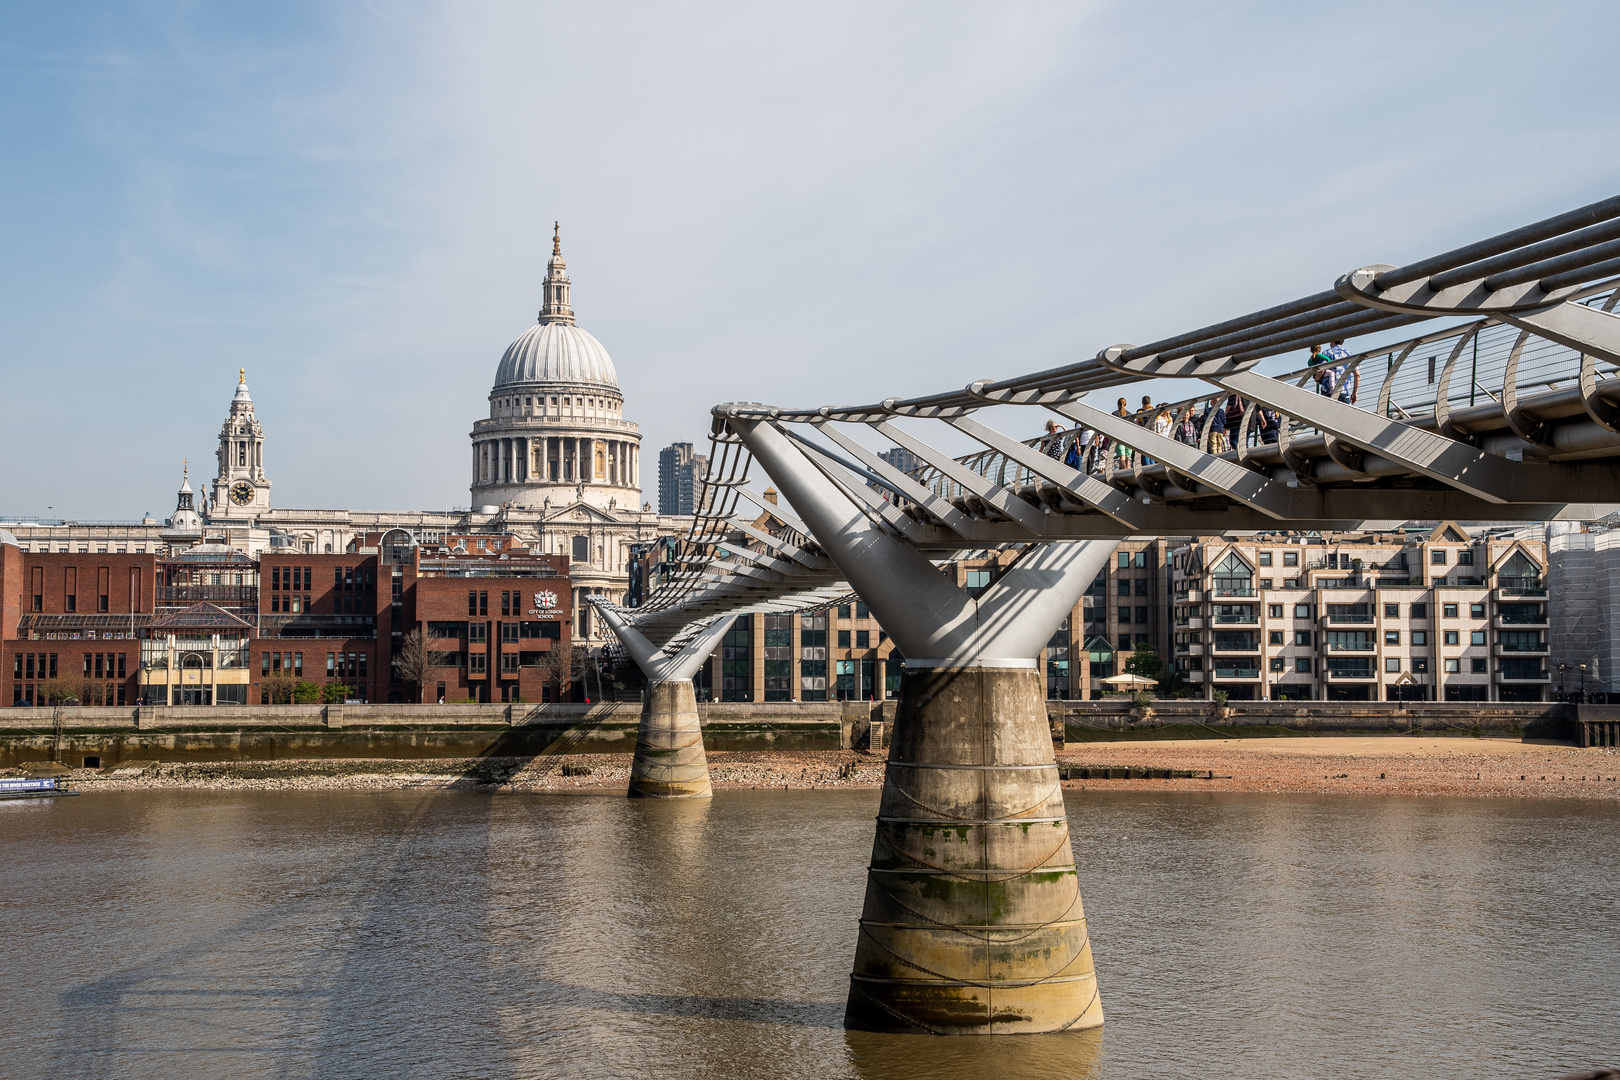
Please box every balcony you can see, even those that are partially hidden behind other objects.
[1326,668,1378,682]
[1211,613,1259,626]
[1496,667,1550,683]
[1494,612,1548,629]
[1496,581,1547,599]
[1325,641,1377,653]
[1211,638,1260,654]
[1210,587,1254,598]
[1321,613,1375,625]
[1175,643,1205,656]
[1494,641,1549,656]
[1211,666,1261,681]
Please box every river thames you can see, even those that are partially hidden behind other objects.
[2,788,1616,1079]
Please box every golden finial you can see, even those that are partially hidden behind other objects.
[239,367,246,383]
[552,221,561,257]
[182,458,188,479]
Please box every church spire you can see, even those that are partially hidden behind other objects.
[539,221,574,325]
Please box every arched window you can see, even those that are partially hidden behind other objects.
[1213,553,1253,597]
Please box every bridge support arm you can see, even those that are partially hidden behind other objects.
[593,601,736,799]
[728,413,1114,1035]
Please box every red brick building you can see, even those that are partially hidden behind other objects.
[1,530,573,708]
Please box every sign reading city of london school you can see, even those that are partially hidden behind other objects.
[528,590,559,615]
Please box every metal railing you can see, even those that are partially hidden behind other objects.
[895,279,1620,505]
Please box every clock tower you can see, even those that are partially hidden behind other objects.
[212,369,270,519]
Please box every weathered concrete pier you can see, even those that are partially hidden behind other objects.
[732,415,1112,1034]
[594,605,734,798]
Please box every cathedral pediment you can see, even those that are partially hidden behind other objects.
[541,501,625,525]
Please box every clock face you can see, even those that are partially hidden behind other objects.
[229,481,256,506]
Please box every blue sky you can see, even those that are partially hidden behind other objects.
[2,1,1618,519]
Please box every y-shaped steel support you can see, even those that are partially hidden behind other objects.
[594,603,735,799]
[730,416,1115,1035]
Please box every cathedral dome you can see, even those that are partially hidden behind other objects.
[494,321,618,390]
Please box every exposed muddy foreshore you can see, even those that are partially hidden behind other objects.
[8,736,1619,800]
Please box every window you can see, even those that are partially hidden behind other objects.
[479,591,488,616]
[1411,603,1428,618]
[1444,631,1459,646]
[1385,631,1400,645]
[1470,603,1485,618]
[1258,552,1273,566]
[1268,604,1284,618]
[855,630,870,648]
[501,623,518,643]
[1412,657,1429,673]
[468,590,478,616]
[1213,553,1253,596]
[1411,631,1428,646]
[856,602,869,619]
[721,619,751,701]
[1471,630,1486,645]
[1270,657,1286,672]
[501,591,511,616]
[1294,604,1311,619]
[838,630,851,648]
[1385,658,1401,673]
[1134,551,1147,568]
[1457,550,1473,565]
[1259,578,1273,589]
[1118,580,1132,597]
[1129,578,1145,597]
[836,605,851,619]
[1283,551,1299,567]
[963,569,992,591]
[1269,631,1284,645]
[1432,550,1447,565]
[1471,658,1488,673]
[1444,658,1460,673]
[1385,603,1399,618]
[1443,603,1458,618]
[1295,657,1313,673]
[469,653,487,673]
[571,535,590,562]
[1295,631,1312,646]
[468,623,487,643]
[1118,552,1130,568]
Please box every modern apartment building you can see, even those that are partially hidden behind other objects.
[1168,523,1549,702]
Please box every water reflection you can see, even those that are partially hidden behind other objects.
[844,1029,1105,1080]
[0,789,1616,1079]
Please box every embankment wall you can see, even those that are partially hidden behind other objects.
[0,698,1589,767]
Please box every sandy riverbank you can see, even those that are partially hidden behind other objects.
[8,735,1619,799]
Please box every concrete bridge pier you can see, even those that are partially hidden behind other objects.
[730,414,1115,1035]
[593,604,734,800]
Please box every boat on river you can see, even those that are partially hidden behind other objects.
[0,777,79,800]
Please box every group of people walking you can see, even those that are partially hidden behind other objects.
[1034,340,1362,474]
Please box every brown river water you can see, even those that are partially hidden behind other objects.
[1,788,1616,1079]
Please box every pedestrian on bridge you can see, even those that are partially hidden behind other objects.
[1327,340,1359,404]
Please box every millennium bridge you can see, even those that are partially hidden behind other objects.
[591,194,1620,1036]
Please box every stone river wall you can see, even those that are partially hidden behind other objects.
[0,698,1588,768]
